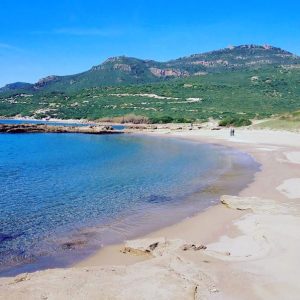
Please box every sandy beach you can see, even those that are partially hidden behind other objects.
[1,127,300,299]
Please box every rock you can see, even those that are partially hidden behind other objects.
[220,195,289,214]
[113,63,131,72]
[148,242,159,251]
[34,75,59,89]
[182,244,207,251]
[125,125,148,130]
[0,124,123,135]
[211,127,222,130]
[13,273,30,284]
[1,237,220,299]
[121,238,166,256]
[61,240,86,250]
[149,67,189,77]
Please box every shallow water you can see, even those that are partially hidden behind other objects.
[0,132,259,276]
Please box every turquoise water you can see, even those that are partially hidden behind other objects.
[0,131,258,276]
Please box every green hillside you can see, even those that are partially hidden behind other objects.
[255,110,300,130]
[1,45,299,95]
[1,65,300,122]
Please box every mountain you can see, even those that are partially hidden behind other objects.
[0,82,33,93]
[1,45,299,94]
[168,44,299,71]
[1,44,300,123]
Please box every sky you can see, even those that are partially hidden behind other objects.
[0,0,300,87]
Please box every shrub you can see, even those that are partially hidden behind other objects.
[279,111,300,121]
[219,117,252,127]
[149,116,174,124]
[159,116,174,123]
[97,114,148,124]
[120,114,149,124]
[173,117,192,123]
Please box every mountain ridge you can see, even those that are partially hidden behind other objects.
[1,44,299,94]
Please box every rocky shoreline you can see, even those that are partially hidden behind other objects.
[0,123,123,134]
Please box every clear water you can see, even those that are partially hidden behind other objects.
[0,131,259,276]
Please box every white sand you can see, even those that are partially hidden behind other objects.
[277,178,300,199]
[284,151,300,164]
[1,127,300,299]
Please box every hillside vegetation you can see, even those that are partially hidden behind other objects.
[0,45,300,122]
[255,110,300,130]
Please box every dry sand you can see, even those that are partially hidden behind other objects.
[1,128,300,299]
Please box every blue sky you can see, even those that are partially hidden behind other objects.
[0,0,300,87]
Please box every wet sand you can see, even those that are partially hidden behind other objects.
[1,128,300,299]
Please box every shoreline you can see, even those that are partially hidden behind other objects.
[0,116,92,124]
[0,123,122,134]
[1,128,300,299]
[75,133,259,268]
[0,134,256,277]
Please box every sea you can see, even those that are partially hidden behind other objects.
[0,120,259,276]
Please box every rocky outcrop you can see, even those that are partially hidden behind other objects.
[120,238,208,260]
[34,76,59,89]
[0,238,216,300]
[121,238,166,256]
[0,124,123,134]
[149,67,189,77]
[220,195,280,213]
[113,63,132,72]
[191,59,229,67]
